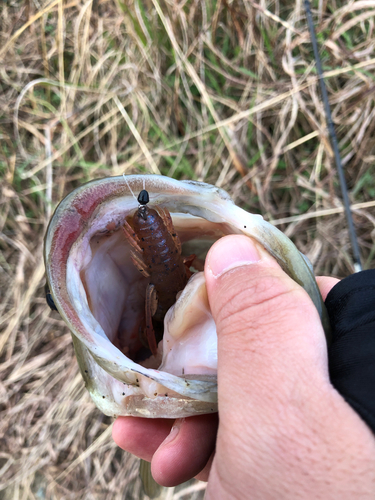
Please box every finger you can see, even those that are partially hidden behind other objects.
[205,235,326,390]
[203,235,360,499]
[151,413,218,487]
[112,417,173,461]
[316,275,340,301]
[195,451,214,482]
[204,237,375,500]
[204,235,330,423]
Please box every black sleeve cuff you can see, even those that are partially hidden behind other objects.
[325,269,375,433]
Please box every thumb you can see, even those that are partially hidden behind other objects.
[204,235,329,416]
[204,235,375,500]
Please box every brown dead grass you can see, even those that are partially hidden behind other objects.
[1,0,375,498]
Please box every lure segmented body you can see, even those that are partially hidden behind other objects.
[131,205,188,321]
[123,189,191,354]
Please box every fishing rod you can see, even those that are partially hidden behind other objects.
[303,0,363,272]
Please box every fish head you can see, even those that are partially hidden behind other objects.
[44,175,329,418]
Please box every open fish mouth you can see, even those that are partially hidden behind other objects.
[44,175,329,418]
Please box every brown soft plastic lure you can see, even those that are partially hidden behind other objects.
[123,189,191,355]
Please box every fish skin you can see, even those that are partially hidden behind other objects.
[139,459,164,498]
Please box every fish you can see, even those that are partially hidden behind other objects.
[44,174,330,420]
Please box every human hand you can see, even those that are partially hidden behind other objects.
[113,235,375,497]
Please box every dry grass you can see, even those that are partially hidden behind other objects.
[1,0,375,498]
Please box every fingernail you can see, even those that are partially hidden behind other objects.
[162,418,184,446]
[207,235,261,278]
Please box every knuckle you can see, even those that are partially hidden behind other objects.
[214,270,314,345]
[216,272,294,321]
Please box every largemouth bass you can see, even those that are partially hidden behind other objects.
[44,175,330,418]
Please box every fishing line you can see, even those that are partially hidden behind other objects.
[303,0,362,272]
[123,173,138,204]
